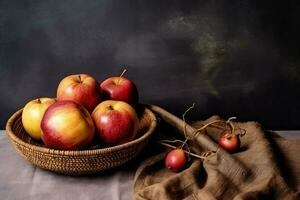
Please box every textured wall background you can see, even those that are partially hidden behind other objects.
[1,0,300,129]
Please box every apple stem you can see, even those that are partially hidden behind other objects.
[78,75,82,83]
[108,105,114,110]
[119,68,127,78]
[37,98,41,103]
[117,68,127,84]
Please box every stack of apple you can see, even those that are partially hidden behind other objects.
[21,71,140,150]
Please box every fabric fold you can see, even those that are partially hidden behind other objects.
[133,107,300,200]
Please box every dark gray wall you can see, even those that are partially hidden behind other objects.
[1,0,300,129]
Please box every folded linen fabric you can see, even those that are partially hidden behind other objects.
[133,105,300,200]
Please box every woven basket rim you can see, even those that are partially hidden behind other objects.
[6,106,157,156]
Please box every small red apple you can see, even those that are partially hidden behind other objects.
[165,149,187,172]
[218,132,240,153]
[91,100,139,146]
[57,74,100,111]
[41,100,95,150]
[100,70,138,106]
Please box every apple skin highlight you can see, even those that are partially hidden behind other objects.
[218,132,240,153]
[100,77,139,106]
[165,149,187,172]
[92,100,139,146]
[57,74,101,111]
[41,100,95,150]
[22,98,56,140]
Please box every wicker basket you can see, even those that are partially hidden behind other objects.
[5,106,156,175]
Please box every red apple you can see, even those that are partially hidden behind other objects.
[218,132,240,153]
[22,98,56,140]
[100,70,138,105]
[57,74,100,111]
[91,100,139,146]
[41,100,95,150]
[165,149,187,172]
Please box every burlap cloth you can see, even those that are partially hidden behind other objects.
[133,106,300,200]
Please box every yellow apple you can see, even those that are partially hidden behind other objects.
[22,98,56,140]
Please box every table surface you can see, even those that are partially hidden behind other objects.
[1,130,299,200]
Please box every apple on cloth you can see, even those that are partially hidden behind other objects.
[57,74,101,111]
[22,98,56,140]
[100,69,139,106]
[165,149,187,172]
[41,100,95,150]
[218,131,240,153]
[92,100,139,146]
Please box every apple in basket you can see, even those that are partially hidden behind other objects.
[57,74,101,111]
[22,98,56,140]
[100,69,139,106]
[41,100,95,150]
[92,100,139,146]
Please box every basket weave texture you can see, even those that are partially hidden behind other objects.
[5,107,156,175]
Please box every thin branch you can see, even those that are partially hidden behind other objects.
[182,103,195,140]
[159,141,215,160]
